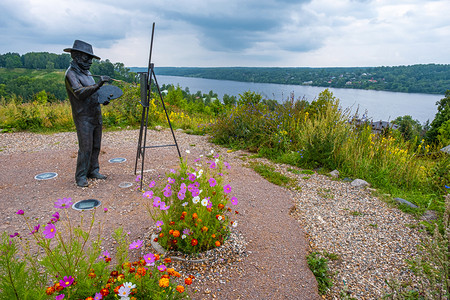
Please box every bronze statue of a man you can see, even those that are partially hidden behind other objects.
[64,40,110,187]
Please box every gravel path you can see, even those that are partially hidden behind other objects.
[0,129,425,299]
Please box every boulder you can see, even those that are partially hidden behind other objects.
[329,170,339,178]
[351,179,370,188]
[394,197,418,209]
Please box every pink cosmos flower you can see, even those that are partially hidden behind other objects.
[9,232,19,238]
[129,240,143,250]
[182,228,191,235]
[50,211,60,223]
[99,250,111,260]
[54,197,73,209]
[135,175,141,182]
[188,173,196,181]
[208,178,217,187]
[59,276,74,287]
[157,265,167,272]
[149,180,156,188]
[143,190,154,199]
[224,162,231,169]
[170,168,176,174]
[168,177,175,184]
[209,162,216,169]
[152,196,162,207]
[30,224,40,235]
[156,220,164,227]
[43,223,56,239]
[231,196,238,205]
[160,202,170,210]
[180,182,187,191]
[163,189,172,198]
[207,199,212,209]
[177,191,186,200]
[16,210,24,215]
[144,253,156,266]
[55,295,65,300]
[223,184,232,194]
[94,293,103,300]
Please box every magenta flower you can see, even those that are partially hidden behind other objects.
[129,240,143,250]
[182,228,191,235]
[180,182,187,192]
[168,177,175,184]
[209,162,216,169]
[188,173,196,181]
[30,224,40,235]
[99,250,111,260]
[143,190,154,199]
[156,220,164,227]
[177,190,186,200]
[9,232,19,238]
[16,209,24,215]
[191,188,200,197]
[160,202,170,210]
[194,181,200,188]
[144,253,156,266]
[207,199,212,209]
[157,265,167,272]
[163,189,172,198]
[231,196,238,205]
[223,184,232,194]
[55,295,65,300]
[50,211,60,223]
[54,197,73,209]
[59,276,74,287]
[163,184,171,191]
[224,162,231,169]
[153,197,162,207]
[103,207,108,213]
[208,178,217,187]
[149,180,156,188]
[187,184,196,192]
[94,293,103,300]
[43,223,56,239]
[135,175,141,182]
[170,168,176,174]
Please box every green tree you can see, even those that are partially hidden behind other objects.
[393,115,423,141]
[238,90,262,106]
[426,90,450,144]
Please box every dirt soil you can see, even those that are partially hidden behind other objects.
[0,129,320,300]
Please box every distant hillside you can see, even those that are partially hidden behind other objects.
[129,64,450,95]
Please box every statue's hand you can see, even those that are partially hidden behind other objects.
[100,76,111,83]
[103,100,110,105]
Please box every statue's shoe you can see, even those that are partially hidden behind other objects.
[77,177,89,187]
[88,172,107,180]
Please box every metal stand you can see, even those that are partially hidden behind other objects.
[134,23,181,190]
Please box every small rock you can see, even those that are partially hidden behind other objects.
[351,179,370,188]
[154,125,163,131]
[421,210,438,221]
[329,170,339,178]
[394,197,418,209]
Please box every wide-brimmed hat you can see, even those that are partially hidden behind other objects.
[64,40,100,60]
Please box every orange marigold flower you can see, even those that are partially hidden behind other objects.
[212,234,216,238]
[182,211,187,216]
[137,267,146,276]
[198,218,202,222]
[191,239,198,246]
[173,230,180,237]
[189,275,196,279]
[100,288,110,296]
[218,203,225,210]
[215,241,221,247]
[118,274,125,281]
[139,259,146,266]
[88,272,96,279]
[154,237,158,242]
[173,271,181,277]
[123,262,131,269]
[185,277,193,285]
[132,261,139,266]
[105,257,112,263]
[110,271,119,277]
[212,191,216,195]
[114,284,122,294]
[162,274,170,279]
[201,226,208,232]
[107,278,114,283]
[159,277,170,288]
[192,213,198,219]
[207,207,212,212]
[227,208,232,212]
[106,283,111,289]
[167,268,176,276]
[172,239,178,244]
[54,282,64,292]
[169,229,174,235]
[180,215,185,220]
[45,286,55,295]
[129,267,136,273]
[169,221,175,226]
[155,254,160,260]
[176,285,185,293]
[86,297,94,300]
[159,232,164,238]
[164,257,172,263]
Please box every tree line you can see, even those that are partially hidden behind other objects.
[153,64,450,95]
[0,52,137,102]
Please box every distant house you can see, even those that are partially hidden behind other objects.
[370,120,399,134]
[302,81,313,85]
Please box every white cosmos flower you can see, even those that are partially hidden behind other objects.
[182,234,186,239]
[124,282,136,289]
[199,154,203,157]
[193,196,200,204]
[201,199,208,206]
[182,202,188,206]
[218,216,223,221]
[210,150,214,154]
[215,158,219,163]
[186,150,190,154]
[232,221,238,228]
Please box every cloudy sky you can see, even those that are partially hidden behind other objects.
[1,0,449,68]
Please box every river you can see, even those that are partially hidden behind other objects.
[155,75,443,124]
